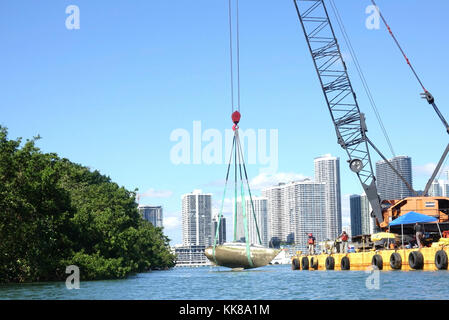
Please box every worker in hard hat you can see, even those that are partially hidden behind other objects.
[307,233,316,255]
[339,231,349,254]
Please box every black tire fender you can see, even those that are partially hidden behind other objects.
[341,256,350,270]
[301,256,309,270]
[435,250,448,270]
[408,251,424,270]
[372,254,383,270]
[389,252,402,270]
[311,257,319,270]
[292,258,300,270]
[325,256,335,270]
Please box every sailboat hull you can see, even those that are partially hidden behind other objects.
[205,244,280,269]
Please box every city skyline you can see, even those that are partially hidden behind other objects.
[141,153,448,245]
[259,154,340,250]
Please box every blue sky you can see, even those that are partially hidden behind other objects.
[1,0,448,245]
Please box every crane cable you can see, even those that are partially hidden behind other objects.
[371,0,449,136]
[328,0,396,157]
[370,0,426,92]
[228,0,241,113]
[230,0,262,245]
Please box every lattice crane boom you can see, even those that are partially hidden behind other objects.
[293,0,385,225]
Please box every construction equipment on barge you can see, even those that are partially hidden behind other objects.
[291,0,449,270]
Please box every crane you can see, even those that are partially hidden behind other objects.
[292,0,449,230]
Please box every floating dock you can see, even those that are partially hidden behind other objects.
[291,245,449,271]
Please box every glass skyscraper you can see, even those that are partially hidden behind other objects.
[138,205,163,228]
[376,156,413,201]
[349,194,362,237]
[212,215,226,245]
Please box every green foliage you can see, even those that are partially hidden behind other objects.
[0,126,175,283]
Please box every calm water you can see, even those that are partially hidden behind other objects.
[1,264,449,300]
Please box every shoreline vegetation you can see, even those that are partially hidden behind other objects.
[0,126,176,283]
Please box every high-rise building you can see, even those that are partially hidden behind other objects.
[294,181,327,250]
[181,190,213,247]
[428,179,449,198]
[138,205,163,228]
[314,154,342,240]
[236,197,269,247]
[429,180,443,197]
[262,180,326,251]
[349,195,362,237]
[262,184,284,247]
[361,193,376,234]
[376,156,413,201]
[212,215,226,245]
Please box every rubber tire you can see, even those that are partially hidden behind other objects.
[372,254,383,270]
[292,258,300,270]
[435,250,448,270]
[389,252,402,270]
[341,256,350,270]
[311,257,319,270]
[408,251,424,270]
[301,257,309,270]
[325,256,335,270]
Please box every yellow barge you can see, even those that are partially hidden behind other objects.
[291,243,449,271]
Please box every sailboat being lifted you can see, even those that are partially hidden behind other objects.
[204,112,279,269]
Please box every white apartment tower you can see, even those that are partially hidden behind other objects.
[361,193,377,234]
[182,190,213,247]
[314,154,342,240]
[236,197,269,247]
[294,181,327,250]
[262,183,286,247]
[262,180,326,250]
